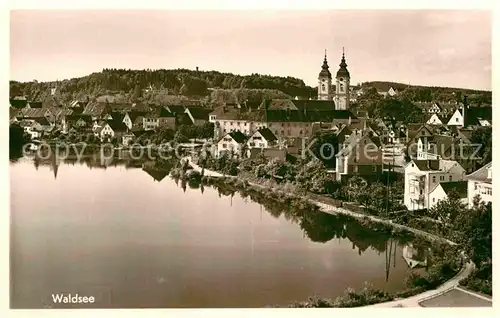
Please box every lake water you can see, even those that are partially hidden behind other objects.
[10,156,420,308]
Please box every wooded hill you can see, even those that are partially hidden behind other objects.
[9,69,492,106]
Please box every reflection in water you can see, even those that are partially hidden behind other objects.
[402,243,428,269]
[11,158,429,308]
[192,178,421,278]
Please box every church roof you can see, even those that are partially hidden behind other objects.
[336,50,350,78]
[318,51,332,79]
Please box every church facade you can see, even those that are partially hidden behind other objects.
[317,49,351,110]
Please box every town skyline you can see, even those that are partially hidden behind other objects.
[10,10,492,91]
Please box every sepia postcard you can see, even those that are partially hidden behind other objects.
[7,5,494,314]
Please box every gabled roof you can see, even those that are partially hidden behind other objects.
[220,131,247,144]
[159,107,175,118]
[110,111,125,122]
[18,108,49,118]
[28,101,43,108]
[70,100,91,108]
[50,107,74,118]
[106,120,128,132]
[263,99,296,110]
[412,160,441,171]
[465,107,492,126]
[10,98,28,109]
[336,133,381,157]
[291,100,337,112]
[66,114,93,122]
[82,102,107,116]
[165,105,186,114]
[411,159,460,172]
[439,181,468,199]
[33,117,51,126]
[187,107,212,120]
[253,127,277,142]
[466,162,492,183]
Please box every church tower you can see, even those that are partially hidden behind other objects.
[334,48,350,110]
[317,50,333,100]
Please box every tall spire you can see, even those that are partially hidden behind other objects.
[340,47,347,68]
[336,47,350,78]
[319,49,332,79]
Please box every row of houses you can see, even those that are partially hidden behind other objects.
[215,120,387,182]
[10,99,213,144]
[404,159,491,211]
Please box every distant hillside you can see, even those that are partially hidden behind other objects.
[359,81,491,105]
[9,68,317,106]
[9,70,491,107]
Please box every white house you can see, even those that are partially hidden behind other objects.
[96,121,129,142]
[404,159,466,211]
[216,131,248,158]
[426,114,443,125]
[446,109,464,127]
[246,127,278,157]
[388,87,398,97]
[466,162,492,207]
[428,102,443,114]
[428,181,468,209]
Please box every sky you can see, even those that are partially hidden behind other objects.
[10,10,492,90]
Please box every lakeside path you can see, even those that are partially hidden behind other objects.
[182,158,493,307]
[183,157,456,246]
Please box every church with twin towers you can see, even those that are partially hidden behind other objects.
[317,48,350,111]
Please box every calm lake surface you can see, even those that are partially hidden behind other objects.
[10,156,420,308]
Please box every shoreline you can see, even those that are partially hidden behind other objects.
[183,157,456,246]
[181,157,474,308]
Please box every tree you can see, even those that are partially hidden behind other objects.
[427,190,467,234]
[346,176,368,203]
[470,127,492,166]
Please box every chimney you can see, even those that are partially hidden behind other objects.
[196,66,199,72]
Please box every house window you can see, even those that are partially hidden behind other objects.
[244,123,247,126]
[223,144,227,149]
[223,129,227,133]
[411,163,414,167]
[474,183,478,190]
[231,122,233,126]
[372,166,377,172]
[237,122,240,126]
[420,189,423,195]
[281,123,284,127]
[433,198,435,203]
[456,118,459,122]
[487,188,492,196]
[449,176,452,182]
[432,176,436,183]
[299,130,303,135]
[440,176,444,181]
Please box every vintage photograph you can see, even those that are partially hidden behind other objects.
[9,10,492,308]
